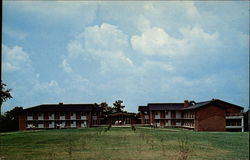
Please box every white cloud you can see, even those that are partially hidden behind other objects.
[83,23,128,51]
[131,26,220,57]
[65,23,133,74]
[61,59,73,73]
[2,44,32,72]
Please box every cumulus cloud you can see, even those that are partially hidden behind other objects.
[131,26,220,57]
[65,23,133,74]
[2,44,32,72]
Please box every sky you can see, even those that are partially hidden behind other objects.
[2,1,249,113]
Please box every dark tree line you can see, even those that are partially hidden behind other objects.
[97,100,125,116]
[0,107,23,132]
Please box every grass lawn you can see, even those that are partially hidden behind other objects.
[0,127,249,160]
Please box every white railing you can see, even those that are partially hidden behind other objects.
[49,122,54,128]
[71,115,76,120]
[49,115,54,120]
[165,115,171,119]
[60,116,65,120]
[145,115,149,119]
[38,115,44,120]
[155,115,160,119]
[38,124,44,128]
[176,122,181,127]
[81,116,87,120]
[71,121,76,128]
[27,116,33,120]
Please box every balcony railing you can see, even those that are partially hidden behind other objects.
[154,115,160,119]
[27,116,33,120]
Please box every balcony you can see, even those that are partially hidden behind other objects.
[38,115,44,120]
[49,116,54,120]
[226,125,243,129]
[70,116,76,120]
[165,115,171,119]
[145,115,149,119]
[60,116,65,120]
[27,116,33,120]
[81,116,87,120]
[176,122,181,127]
[154,115,160,119]
[38,124,44,128]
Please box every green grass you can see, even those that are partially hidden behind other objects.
[0,127,249,160]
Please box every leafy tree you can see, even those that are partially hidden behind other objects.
[0,106,23,132]
[0,81,13,115]
[112,100,125,113]
[99,102,112,115]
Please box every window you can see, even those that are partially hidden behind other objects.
[155,112,158,115]
[81,112,86,116]
[71,112,75,116]
[27,113,32,116]
[165,111,168,115]
[60,112,65,116]
[144,111,148,115]
[145,119,149,124]
[39,113,43,116]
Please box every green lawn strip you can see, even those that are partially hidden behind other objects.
[0,127,248,160]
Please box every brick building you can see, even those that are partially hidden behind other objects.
[19,103,138,130]
[19,103,102,130]
[138,99,244,132]
[19,99,245,132]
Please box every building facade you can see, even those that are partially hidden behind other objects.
[19,103,138,130]
[138,99,244,132]
[19,103,103,130]
[19,99,245,132]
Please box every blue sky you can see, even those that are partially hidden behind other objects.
[2,1,249,113]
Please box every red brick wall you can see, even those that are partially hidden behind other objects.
[160,111,165,118]
[44,112,49,120]
[76,112,81,120]
[196,105,226,131]
[65,112,70,119]
[55,112,59,120]
[44,121,49,128]
[225,106,241,115]
[171,111,176,118]
[171,120,176,126]
[131,118,136,124]
[150,111,154,124]
[160,120,165,126]
[140,112,145,124]
[19,114,26,131]
[88,112,92,127]
[33,113,38,120]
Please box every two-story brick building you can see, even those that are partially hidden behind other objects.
[138,99,244,132]
[19,103,102,130]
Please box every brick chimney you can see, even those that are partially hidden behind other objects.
[184,100,189,108]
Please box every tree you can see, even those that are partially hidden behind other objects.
[0,81,13,115]
[99,102,112,115]
[0,106,23,132]
[112,100,125,113]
